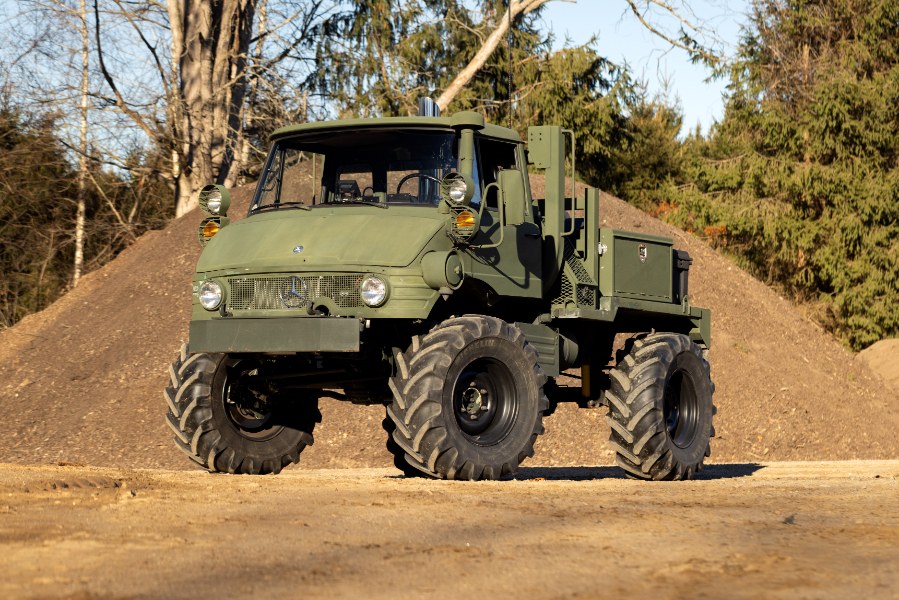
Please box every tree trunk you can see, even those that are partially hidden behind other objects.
[74,0,89,286]
[227,0,267,188]
[167,0,256,217]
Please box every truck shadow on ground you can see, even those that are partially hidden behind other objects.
[512,463,765,481]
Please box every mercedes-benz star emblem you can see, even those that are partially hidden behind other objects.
[279,276,308,308]
[293,245,304,254]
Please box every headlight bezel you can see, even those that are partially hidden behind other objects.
[451,208,479,240]
[360,275,389,307]
[198,280,224,311]
[199,184,231,216]
[197,215,230,246]
[440,172,475,206]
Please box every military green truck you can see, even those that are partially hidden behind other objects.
[164,105,715,481]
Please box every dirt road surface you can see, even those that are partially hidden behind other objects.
[1,461,896,599]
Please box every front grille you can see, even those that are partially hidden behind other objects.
[228,274,364,310]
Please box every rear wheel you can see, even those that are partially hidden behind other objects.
[386,315,548,481]
[606,333,715,480]
[164,344,320,474]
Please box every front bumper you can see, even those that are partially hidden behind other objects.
[189,316,362,354]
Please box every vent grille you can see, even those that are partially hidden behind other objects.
[228,274,363,310]
[566,247,595,286]
[576,285,596,307]
[554,276,574,306]
[552,240,596,308]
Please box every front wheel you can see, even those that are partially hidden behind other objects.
[386,316,548,480]
[606,333,715,481]
[163,344,321,474]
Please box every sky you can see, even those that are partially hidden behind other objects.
[541,0,750,134]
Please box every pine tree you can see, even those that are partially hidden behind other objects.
[659,0,899,349]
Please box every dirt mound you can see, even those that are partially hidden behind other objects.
[1,179,896,471]
[858,339,899,392]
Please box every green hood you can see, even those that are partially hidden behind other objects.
[197,208,445,273]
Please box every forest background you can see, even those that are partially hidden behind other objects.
[0,0,895,350]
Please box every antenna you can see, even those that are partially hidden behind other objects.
[508,0,514,129]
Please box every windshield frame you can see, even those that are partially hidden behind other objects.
[249,126,459,214]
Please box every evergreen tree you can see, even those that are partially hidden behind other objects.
[657,0,899,349]
[0,103,171,329]
[312,1,635,189]
[0,106,76,326]
[604,87,685,205]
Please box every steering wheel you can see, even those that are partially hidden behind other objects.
[396,173,442,194]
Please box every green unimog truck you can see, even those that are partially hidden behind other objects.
[164,104,715,481]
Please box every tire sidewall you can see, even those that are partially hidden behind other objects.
[662,348,714,466]
[435,332,542,467]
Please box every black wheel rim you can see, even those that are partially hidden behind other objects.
[451,357,518,446]
[664,369,700,449]
[220,362,282,441]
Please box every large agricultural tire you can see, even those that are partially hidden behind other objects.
[163,344,321,475]
[386,315,549,481]
[381,414,427,478]
[606,333,715,481]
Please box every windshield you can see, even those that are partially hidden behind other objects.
[251,128,458,212]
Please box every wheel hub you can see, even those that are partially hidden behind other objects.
[231,400,268,422]
[460,384,490,419]
[451,356,517,443]
[664,369,699,449]
[221,365,280,437]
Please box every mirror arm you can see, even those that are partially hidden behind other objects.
[469,182,504,250]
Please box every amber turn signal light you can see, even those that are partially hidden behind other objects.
[197,216,227,246]
[203,221,220,238]
[455,211,476,229]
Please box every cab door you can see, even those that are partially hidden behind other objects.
[465,137,542,298]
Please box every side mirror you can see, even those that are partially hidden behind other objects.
[496,169,526,226]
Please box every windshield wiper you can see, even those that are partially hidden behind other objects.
[332,199,389,209]
[251,201,311,213]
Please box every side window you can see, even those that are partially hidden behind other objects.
[477,138,518,210]
[256,147,309,207]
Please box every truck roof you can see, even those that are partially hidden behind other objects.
[271,112,521,143]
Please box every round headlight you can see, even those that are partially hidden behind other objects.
[199,280,223,310]
[360,276,388,307]
[440,172,474,205]
[447,179,467,203]
[206,190,223,214]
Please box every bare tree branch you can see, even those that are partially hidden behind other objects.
[92,0,157,141]
[111,0,173,101]
[436,0,555,111]
[623,0,720,66]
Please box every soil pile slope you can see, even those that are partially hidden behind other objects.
[1,180,896,470]
[858,339,899,392]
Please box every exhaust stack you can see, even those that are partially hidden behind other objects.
[418,97,440,117]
